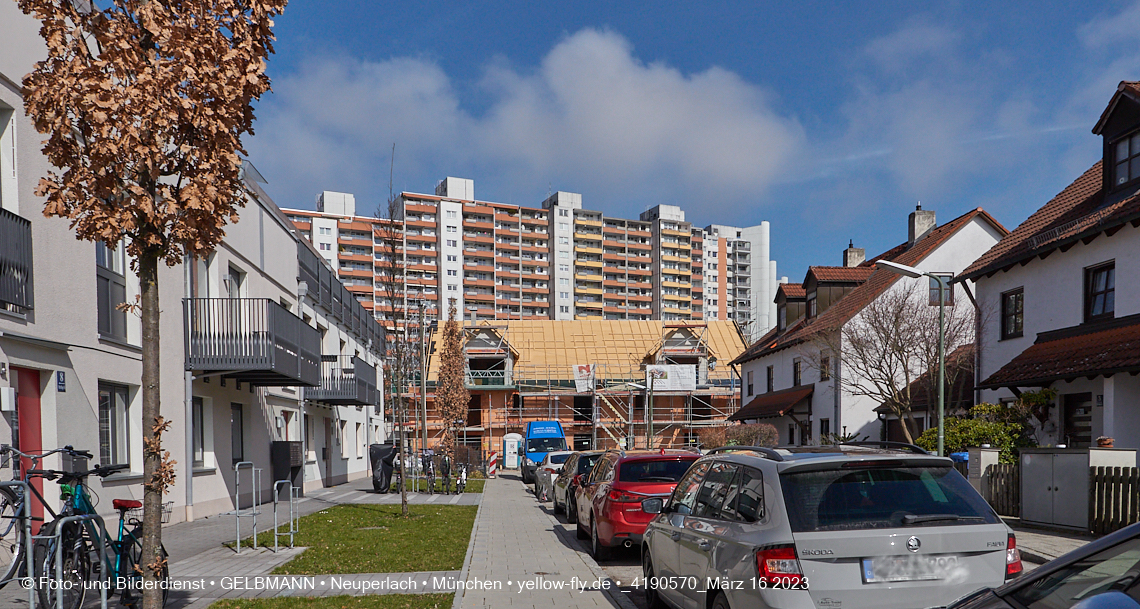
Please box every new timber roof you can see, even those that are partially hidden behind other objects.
[428,320,747,386]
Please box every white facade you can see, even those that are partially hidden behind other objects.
[704,222,779,340]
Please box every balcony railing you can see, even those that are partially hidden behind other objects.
[308,355,378,405]
[0,208,34,311]
[465,369,513,388]
[184,298,320,386]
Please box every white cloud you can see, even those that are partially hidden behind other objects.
[248,28,805,214]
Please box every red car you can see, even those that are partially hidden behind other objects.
[574,449,699,560]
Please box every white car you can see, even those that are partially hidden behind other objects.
[534,451,574,502]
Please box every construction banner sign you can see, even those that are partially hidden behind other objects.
[573,364,595,392]
[647,365,697,391]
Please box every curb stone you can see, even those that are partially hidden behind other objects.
[452,488,485,609]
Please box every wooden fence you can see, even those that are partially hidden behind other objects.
[1090,466,1140,536]
[986,463,1019,518]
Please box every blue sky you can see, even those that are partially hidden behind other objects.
[246,1,1140,280]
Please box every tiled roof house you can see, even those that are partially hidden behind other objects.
[730,206,1007,445]
[960,81,1140,450]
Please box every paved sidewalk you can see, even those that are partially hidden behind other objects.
[1003,517,1096,564]
[455,475,631,609]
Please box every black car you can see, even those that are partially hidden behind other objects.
[551,450,603,524]
[950,521,1140,609]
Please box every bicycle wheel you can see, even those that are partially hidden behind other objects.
[119,532,168,609]
[0,486,26,588]
[33,519,89,609]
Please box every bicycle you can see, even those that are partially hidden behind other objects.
[0,445,90,589]
[30,456,172,609]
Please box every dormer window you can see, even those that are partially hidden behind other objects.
[1112,132,1140,187]
[778,305,786,331]
[807,293,817,318]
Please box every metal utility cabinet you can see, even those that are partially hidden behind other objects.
[1020,448,1136,530]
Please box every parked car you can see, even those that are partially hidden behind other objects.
[553,450,605,523]
[521,420,567,484]
[948,521,1140,609]
[534,450,573,501]
[575,449,700,560]
[639,443,1020,609]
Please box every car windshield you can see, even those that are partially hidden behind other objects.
[619,458,696,483]
[527,438,566,452]
[577,454,600,474]
[548,453,571,464]
[1008,536,1140,608]
[779,465,999,532]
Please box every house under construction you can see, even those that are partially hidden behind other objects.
[419,319,747,454]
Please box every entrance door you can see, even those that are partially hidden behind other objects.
[323,418,332,485]
[13,368,43,533]
[1062,393,1093,448]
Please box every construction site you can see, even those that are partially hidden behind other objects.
[406,319,748,458]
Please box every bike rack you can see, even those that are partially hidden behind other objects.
[35,514,110,609]
[271,480,297,553]
[232,461,262,554]
[0,480,36,609]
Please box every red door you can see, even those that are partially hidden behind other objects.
[13,368,43,533]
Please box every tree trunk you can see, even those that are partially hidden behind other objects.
[139,251,164,609]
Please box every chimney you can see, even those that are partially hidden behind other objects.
[842,240,865,267]
[909,204,936,245]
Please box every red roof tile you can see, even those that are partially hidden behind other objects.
[977,315,1140,389]
[808,266,876,283]
[777,283,806,299]
[729,385,814,421]
[733,208,1006,366]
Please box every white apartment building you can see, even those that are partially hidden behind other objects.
[703,222,782,340]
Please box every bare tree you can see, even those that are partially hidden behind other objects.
[805,281,976,443]
[373,165,414,516]
[16,1,283,605]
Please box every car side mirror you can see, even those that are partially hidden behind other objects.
[642,498,664,514]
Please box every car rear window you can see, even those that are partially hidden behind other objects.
[619,458,697,483]
[549,453,571,464]
[577,455,600,474]
[779,465,999,532]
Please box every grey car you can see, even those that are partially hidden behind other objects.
[640,443,1021,609]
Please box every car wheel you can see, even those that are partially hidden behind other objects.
[567,496,577,524]
[710,591,730,609]
[643,550,667,609]
[590,517,610,561]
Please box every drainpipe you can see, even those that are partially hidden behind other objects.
[297,281,308,494]
[184,256,195,522]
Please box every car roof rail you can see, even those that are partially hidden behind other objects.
[706,446,784,462]
[839,441,929,455]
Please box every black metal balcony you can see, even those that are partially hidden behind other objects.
[184,298,320,386]
[0,208,34,311]
[308,355,378,405]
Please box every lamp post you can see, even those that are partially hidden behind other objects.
[876,260,948,457]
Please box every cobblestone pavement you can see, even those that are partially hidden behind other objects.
[455,474,634,609]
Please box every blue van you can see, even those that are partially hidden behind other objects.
[521,421,567,484]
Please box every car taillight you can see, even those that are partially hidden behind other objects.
[544,467,557,474]
[756,544,804,584]
[608,489,641,502]
[1006,534,1022,578]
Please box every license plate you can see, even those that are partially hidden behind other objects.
[861,555,960,583]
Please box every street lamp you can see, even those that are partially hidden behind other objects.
[876,260,949,457]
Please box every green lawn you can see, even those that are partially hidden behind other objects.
[241,503,477,574]
[210,594,453,609]
[395,478,484,493]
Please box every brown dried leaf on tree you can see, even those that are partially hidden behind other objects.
[15,1,285,607]
[436,302,469,460]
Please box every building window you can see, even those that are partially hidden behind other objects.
[1085,262,1115,321]
[559,277,569,286]
[447,269,457,276]
[447,284,457,291]
[560,306,570,313]
[793,358,802,387]
[446,255,457,262]
[819,418,830,440]
[319,227,332,235]
[446,239,457,247]
[98,382,130,466]
[559,236,569,245]
[447,225,456,233]
[766,365,774,393]
[746,370,754,397]
[778,306,786,331]
[558,222,569,231]
[559,209,569,217]
[560,292,569,299]
[231,403,244,464]
[356,423,364,458]
[96,242,128,341]
[446,210,457,219]
[192,397,205,468]
[559,264,570,272]
[820,356,831,381]
[319,242,331,251]
[559,251,569,259]
[1113,133,1140,187]
[807,294,817,318]
[1001,287,1024,339]
[928,274,954,306]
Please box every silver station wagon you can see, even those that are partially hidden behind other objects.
[640,443,1022,609]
